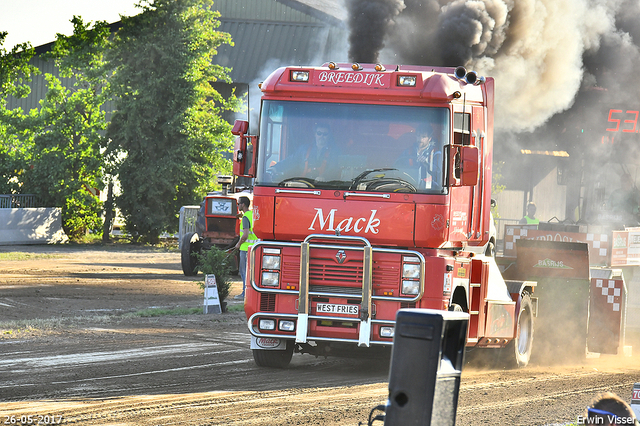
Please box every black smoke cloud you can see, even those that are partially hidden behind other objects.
[345,0,640,216]
[346,0,405,63]
[346,0,640,133]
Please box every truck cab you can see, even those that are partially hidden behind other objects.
[233,63,533,368]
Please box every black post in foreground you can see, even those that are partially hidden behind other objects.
[384,309,469,426]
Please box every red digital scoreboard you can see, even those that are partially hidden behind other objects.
[603,108,640,144]
[606,109,639,133]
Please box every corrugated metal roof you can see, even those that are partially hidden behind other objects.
[277,0,347,23]
[214,0,347,84]
[217,19,344,83]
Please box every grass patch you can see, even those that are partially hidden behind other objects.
[0,252,61,261]
[226,304,245,313]
[126,307,202,317]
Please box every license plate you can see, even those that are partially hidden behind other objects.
[316,303,359,315]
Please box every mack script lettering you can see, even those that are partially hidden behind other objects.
[308,208,380,234]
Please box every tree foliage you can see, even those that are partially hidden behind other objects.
[0,32,39,99]
[107,0,240,243]
[21,18,112,239]
[0,32,39,195]
[1,2,240,242]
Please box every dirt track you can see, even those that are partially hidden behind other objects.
[1,245,639,425]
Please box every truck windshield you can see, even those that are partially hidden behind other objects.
[256,100,450,194]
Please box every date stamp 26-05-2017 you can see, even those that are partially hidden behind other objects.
[4,415,63,425]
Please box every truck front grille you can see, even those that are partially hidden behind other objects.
[260,293,276,311]
[309,285,363,295]
[309,259,363,285]
[278,245,403,296]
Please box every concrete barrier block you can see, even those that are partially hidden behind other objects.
[0,208,68,245]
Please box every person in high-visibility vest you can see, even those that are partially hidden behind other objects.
[519,202,540,225]
[234,196,258,300]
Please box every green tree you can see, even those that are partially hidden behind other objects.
[107,0,240,243]
[0,32,39,194]
[20,18,112,239]
[0,32,39,99]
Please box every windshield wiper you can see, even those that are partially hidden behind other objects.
[350,168,398,190]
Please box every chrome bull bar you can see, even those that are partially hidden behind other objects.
[248,234,426,347]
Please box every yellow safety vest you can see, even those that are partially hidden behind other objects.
[239,210,258,251]
[524,216,539,225]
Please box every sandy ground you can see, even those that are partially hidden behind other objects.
[1,244,639,425]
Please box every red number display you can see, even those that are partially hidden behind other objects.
[623,110,639,133]
[607,109,640,132]
[607,109,622,132]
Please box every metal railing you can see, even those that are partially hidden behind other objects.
[0,194,38,208]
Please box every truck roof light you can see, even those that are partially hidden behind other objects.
[397,75,417,87]
[290,70,309,82]
[375,63,386,72]
[452,91,462,99]
[328,62,339,70]
[352,62,363,71]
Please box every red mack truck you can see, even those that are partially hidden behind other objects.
[231,63,536,368]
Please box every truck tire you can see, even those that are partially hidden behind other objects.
[253,340,294,368]
[181,232,200,276]
[503,293,534,368]
[448,303,463,312]
[484,238,496,257]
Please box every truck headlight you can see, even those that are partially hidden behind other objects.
[402,263,420,279]
[279,320,295,331]
[380,326,395,338]
[262,255,281,270]
[259,319,276,330]
[402,280,420,295]
[262,271,280,287]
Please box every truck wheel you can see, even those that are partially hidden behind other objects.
[181,232,200,276]
[485,239,496,257]
[448,303,463,312]
[504,293,534,368]
[253,341,294,368]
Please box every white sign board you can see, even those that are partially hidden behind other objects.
[204,274,222,314]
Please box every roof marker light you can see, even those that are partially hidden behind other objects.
[375,63,386,72]
[397,75,417,87]
[328,62,338,70]
[290,70,309,82]
[352,62,363,71]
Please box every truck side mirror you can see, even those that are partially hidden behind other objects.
[231,119,257,178]
[449,145,479,187]
[231,119,249,136]
[232,135,257,178]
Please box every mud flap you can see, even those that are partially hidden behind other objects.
[514,239,591,362]
[251,336,288,350]
[587,269,626,354]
